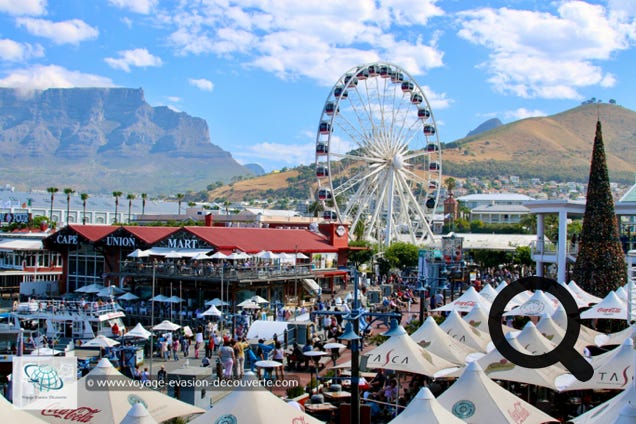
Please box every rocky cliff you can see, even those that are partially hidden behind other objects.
[0,87,251,194]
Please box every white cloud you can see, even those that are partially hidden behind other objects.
[104,48,162,72]
[16,18,98,45]
[502,108,547,121]
[457,1,635,99]
[158,0,445,85]
[0,39,44,62]
[0,64,115,93]
[108,0,157,15]
[0,0,46,16]
[188,78,214,91]
[166,96,182,103]
[235,141,316,167]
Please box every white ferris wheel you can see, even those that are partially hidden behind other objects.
[314,62,442,246]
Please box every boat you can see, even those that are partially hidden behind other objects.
[0,298,127,374]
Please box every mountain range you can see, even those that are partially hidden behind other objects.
[0,87,252,194]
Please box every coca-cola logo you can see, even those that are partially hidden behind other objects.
[42,407,101,423]
[597,307,621,313]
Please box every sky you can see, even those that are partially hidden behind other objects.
[0,0,635,173]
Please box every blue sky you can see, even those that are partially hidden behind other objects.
[1,0,635,173]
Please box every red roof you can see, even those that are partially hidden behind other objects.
[68,225,118,242]
[123,226,179,244]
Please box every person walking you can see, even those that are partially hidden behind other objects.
[172,338,180,361]
[219,340,235,379]
[272,341,285,380]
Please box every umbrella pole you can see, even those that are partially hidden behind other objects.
[149,262,156,376]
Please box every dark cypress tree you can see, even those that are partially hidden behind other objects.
[572,120,626,296]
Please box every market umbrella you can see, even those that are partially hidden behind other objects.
[568,280,603,305]
[189,373,322,424]
[209,251,227,259]
[163,250,182,259]
[0,394,48,423]
[553,281,590,308]
[238,298,259,307]
[200,304,222,317]
[152,320,181,331]
[191,252,211,260]
[388,387,465,424]
[240,301,261,309]
[82,334,120,348]
[166,295,184,303]
[205,298,229,307]
[437,361,559,424]
[551,305,600,346]
[118,292,140,301]
[255,250,279,260]
[595,324,636,347]
[122,323,152,340]
[572,382,636,423]
[410,316,477,365]
[251,295,270,304]
[127,249,149,258]
[463,303,515,335]
[504,290,558,317]
[75,283,104,293]
[439,310,491,352]
[32,358,203,424]
[97,286,126,298]
[535,314,590,353]
[437,332,565,390]
[119,403,158,424]
[581,291,628,320]
[514,321,559,356]
[226,251,247,260]
[434,286,491,313]
[295,252,309,259]
[149,294,169,302]
[556,338,635,392]
[478,283,498,303]
[29,347,63,356]
[363,332,457,376]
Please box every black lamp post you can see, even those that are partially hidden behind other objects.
[414,279,428,324]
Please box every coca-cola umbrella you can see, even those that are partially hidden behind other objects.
[580,291,628,320]
[0,394,47,423]
[119,403,157,424]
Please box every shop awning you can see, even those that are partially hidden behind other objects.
[302,278,321,295]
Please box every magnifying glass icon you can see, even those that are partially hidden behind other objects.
[488,276,593,382]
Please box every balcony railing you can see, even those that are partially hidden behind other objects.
[530,240,579,257]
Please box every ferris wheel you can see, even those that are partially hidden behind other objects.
[314,62,442,246]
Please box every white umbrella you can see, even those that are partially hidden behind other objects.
[572,382,636,423]
[388,387,465,424]
[439,310,491,352]
[553,281,590,308]
[163,250,182,259]
[568,280,603,305]
[535,314,590,353]
[410,316,477,365]
[556,338,635,392]
[255,250,279,260]
[29,347,62,356]
[596,324,636,347]
[97,286,126,298]
[514,321,559,356]
[463,303,515,335]
[438,332,565,390]
[149,294,169,302]
[166,295,184,303]
[581,291,628,320]
[205,298,229,307]
[504,290,558,317]
[251,295,269,304]
[438,361,558,424]
[323,342,347,350]
[200,304,222,317]
[191,252,211,260]
[189,374,322,424]
[616,286,628,302]
[241,301,261,309]
[226,251,247,260]
[209,251,228,259]
[364,332,457,376]
[434,286,491,313]
[478,283,498,303]
[152,320,181,331]
[118,292,140,301]
[552,305,600,346]
[296,252,309,259]
[82,334,120,348]
[75,283,104,293]
[237,298,259,307]
[1,394,48,423]
[120,403,158,424]
[36,358,204,424]
[123,323,152,340]
[127,249,149,258]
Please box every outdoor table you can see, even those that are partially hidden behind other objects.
[304,351,328,380]
[254,359,283,380]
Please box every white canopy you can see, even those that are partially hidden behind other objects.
[581,291,629,320]
[123,323,152,340]
[31,358,203,424]
[0,394,48,423]
[556,338,635,392]
[209,251,228,259]
[149,294,169,302]
[166,295,184,303]
[552,281,591,308]
[514,321,559,356]
[434,286,491,313]
[75,283,105,293]
[82,334,120,348]
[97,286,126,298]
[410,316,476,365]
[152,320,181,331]
[205,298,229,307]
[251,295,270,304]
[535,314,590,353]
[162,250,182,259]
[439,310,491,352]
[568,280,603,304]
[199,304,222,317]
[463,303,515,335]
[572,382,636,424]
[191,252,211,260]
[127,249,150,258]
[226,251,249,260]
[189,374,322,424]
[119,403,158,424]
[552,305,601,346]
[246,320,288,340]
[504,290,558,317]
[363,332,457,376]
[478,283,498,303]
[388,387,464,424]
[255,250,279,260]
[595,324,636,347]
[437,361,558,424]
[118,292,139,301]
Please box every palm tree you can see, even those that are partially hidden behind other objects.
[176,193,185,215]
[46,187,58,224]
[80,193,89,224]
[126,193,136,223]
[63,188,75,225]
[141,193,147,216]
[112,191,123,224]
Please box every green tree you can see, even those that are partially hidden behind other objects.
[307,200,324,218]
[572,121,627,296]
[46,187,58,224]
[112,191,123,224]
[80,193,89,225]
[63,187,74,225]
[512,246,533,267]
[141,193,147,215]
[347,240,375,267]
[445,177,456,193]
[176,193,185,215]
[126,193,136,223]
[383,242,419,269]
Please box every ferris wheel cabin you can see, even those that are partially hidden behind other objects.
[423,125,436,136]
[316,166,329,177]
[418,108,431,119]
[334,86,348,99]
[316,142,328,155]
[401,81,414,92]
[317,188,333,201]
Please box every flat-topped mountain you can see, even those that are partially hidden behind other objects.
[0,87,251,194]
